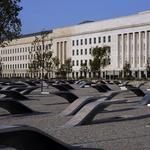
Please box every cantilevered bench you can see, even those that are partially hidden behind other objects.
[92,84,109,92]
[0,90,29,100]
[63,98,127,128]
[125,85,146,96]
[10,86,39,95]
[60,83,74,90]
[51,84,69,91]
[51,91,78,103]
[138,91,150,105]
[61,90,124,116]
[0,99,34,115]
[20,86,39,95]
[0,125,71,150]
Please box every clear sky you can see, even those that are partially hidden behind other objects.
[19,0,150,34]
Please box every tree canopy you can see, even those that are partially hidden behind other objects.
[0,0,22,47]
[90,46,110,78]
[30,31,53,78]
[123,61,131,78]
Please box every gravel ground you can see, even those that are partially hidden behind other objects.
[0,84,150,150]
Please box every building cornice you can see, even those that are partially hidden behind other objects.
[53,22,150,39]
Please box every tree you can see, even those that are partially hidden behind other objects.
[28,60,39,78]
[146,57,150,77]
[58,64,66,79]
[0,0,22,47]
[123,61,131,78]
[80,63,89,78]
[52,56,60,78]
[56,58,72,79]
[90,46,110,78]
[63,58,72,79]
[30,30,53,91]
[0,57,2,77]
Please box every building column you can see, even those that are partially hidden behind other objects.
[139,32,141,69]
[56,42,60,60]
[64,41,67,62]
[145,31,148,63]
[133,32,135,68]
[120,34,124,69]
[60,42,63,64]
[117,35,120,68]
[127,33,130,63]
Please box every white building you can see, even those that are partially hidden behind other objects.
[1,10,150,79]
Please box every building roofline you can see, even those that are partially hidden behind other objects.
[19,30,53,38]
[54,10,150,30]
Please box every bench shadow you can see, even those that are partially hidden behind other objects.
[0,111,50,118]
[90,113,150,125]
[73,147,104,150]
[103,107,135,113]
[44,102,68,106]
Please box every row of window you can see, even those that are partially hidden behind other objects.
[2,64,29,70]
[72,36,111,46]
[72,58,111,67]
[1,44,52,55]
[72,48,92,56]
[2,54,36,62]
[2,73,29,78]
[72,59,91,66]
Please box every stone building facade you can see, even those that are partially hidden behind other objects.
[1,11,150,79]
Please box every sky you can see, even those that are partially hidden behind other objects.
[19,0,150,35]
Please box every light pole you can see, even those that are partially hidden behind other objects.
[12,69,15,77]
[0,57,3,78]
[41,38,53,93]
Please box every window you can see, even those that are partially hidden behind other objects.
[89,59,92,65]
[103,36,106,43]
[72,50,75,56]
[80,39,83,45]
[80,49,83,55]
[72,40,75,46]
[85,49,87,55]
[76,49,79,55]
[76,60,79,66]
[85,60,87,65]
[76,40,79,46]
[98,37,101,43]
[72,60,75,66]
[85,39,87,45]
[108,36,111,42]
[89,48,92,54]
[80,60,83,66]
[94,37,96,44]
[89,38,92,44]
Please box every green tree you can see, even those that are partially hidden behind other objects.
[63,58,72,79]
[80,63,89,78]
[146,57,150,77]
[59,64,66,79]
[52,56,60,78]
[0,0,22,47]
[56,58,72,79]
[90,46,110,78]
[30,30,53,91]
[28,60,39,78]
[0,57,2,77]
[123,61,131,78]
[31,30,53,77]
